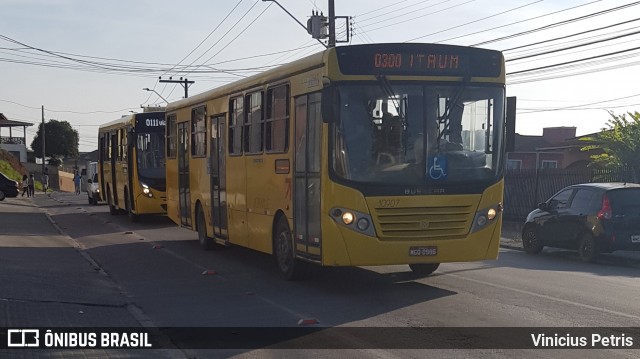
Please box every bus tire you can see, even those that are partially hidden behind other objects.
[274,216,302,281]
[197,206,214,250]
[107,187,118,215]
[409,263,440,276]
[125,190,138,222]
[0,190,5,201]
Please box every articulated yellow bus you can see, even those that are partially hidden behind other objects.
[98,111,167,222]
[165,43,514,279]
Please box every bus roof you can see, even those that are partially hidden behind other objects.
[165,43,503,113]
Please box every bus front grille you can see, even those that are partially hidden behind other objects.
[373,205,474,240]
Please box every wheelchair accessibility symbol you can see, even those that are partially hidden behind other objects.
[428,155,447,180]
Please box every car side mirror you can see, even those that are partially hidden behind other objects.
[538,202,548,211]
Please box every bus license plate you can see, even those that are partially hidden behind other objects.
[631,235,640,243]
[409,246,437,256]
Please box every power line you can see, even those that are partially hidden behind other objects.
[432,0,603,45]
[502,18,640,53]
[162,0,245,78]
[471,0,639,46]
[404,0,543,42]
[358,0,475,33]
[507,46,640,76]
[506,30,640,62]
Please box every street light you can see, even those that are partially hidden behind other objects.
[143,88,169,104]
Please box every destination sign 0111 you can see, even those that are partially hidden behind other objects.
[336,44,502,77]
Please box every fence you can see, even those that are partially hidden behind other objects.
[504,166,637,221]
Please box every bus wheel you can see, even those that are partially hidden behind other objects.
[125,191,138,222]
[197,207,214,250]
[409,263,440,276]
[274,216,302,281]
[107,187,118,215]
[0,190,5,201]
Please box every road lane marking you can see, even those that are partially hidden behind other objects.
[445,272,640,321]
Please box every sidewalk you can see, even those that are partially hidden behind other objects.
[0,192,178,358]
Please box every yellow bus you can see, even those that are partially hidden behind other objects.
[165,43,515,279]
[98,111,167,222]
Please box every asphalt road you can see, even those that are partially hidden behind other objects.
[2,192,639,358]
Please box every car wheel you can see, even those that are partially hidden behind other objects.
[409,263,440,276]
[274,216,303,281]
[522,225,543,254]
[91,195,98,205]
[197,206,215,250]
[0,190,5,201]
[87,194,92,205]
[578,233,598,262]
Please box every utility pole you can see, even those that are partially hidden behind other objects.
[158,77,194,98]
[328,0,336,48]
[41,106,45,175]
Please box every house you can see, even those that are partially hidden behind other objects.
[506,126,599,170]
[0,113,33,163]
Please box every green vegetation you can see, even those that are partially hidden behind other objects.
[581,111,640,182]
[0,150,46,192]
[30,120,79,166]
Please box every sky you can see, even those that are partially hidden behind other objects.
[1,0,639,153]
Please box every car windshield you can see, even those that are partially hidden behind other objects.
[136,131,165,180]
[331,83,505,186]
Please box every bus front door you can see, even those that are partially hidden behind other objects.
[178,122,192,227]
[210,115,228,239]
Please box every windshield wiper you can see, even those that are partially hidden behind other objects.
[437,77,469,144]
[375,75,401,114]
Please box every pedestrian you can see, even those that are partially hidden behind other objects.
[73,171,81,195]
[28,174,35,197]
[42,173,49,193]
[21,174,29,197]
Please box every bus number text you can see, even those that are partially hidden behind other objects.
[378,199,400,208]
[374,53,402,69]
[145,118,166,127]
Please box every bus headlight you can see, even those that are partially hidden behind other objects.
[342,212,354,225]
[470,203,502,233]
[141,183,153,198]
[330,207,376,237]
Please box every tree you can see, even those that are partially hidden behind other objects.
[581,111,640,182]
[31,120,79,166]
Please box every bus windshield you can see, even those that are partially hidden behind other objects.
[136,131,165,181]
[331,83,505,186]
